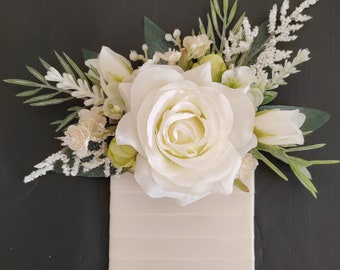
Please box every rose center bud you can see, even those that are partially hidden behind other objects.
[158,100,207,159]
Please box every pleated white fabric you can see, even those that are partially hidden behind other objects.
[109,172,254,270]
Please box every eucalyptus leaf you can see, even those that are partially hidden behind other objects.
[259,105,331,133]
[247,20,270,64]
[82,49,98,61]
[144,16,174,58]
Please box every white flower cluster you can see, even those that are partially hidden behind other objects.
[45,67,105,106]
[223,17,258,63]
[253,0,318,75]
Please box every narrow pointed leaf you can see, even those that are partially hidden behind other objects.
[234,178,250,192]
[4,79,43,88]
[16,88,43,97]
[55,51,75,79]
[289,161,317,198]
[226,0,238,27]
[63,53,88,82]
[285,144,326,152]
[30,97,73,106]
[223,0,229,16]
[39,57,51,70]
[82,49,98,61]
[24,92,60,104]
[26,66,49,84]
[55,111,78,132]
[198,18,207,34]
[252,149,288,181]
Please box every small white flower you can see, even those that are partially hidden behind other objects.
[78,107,107,139]
[62,125,91,157]
[157,49,182,65]
[221,66,256,93]
[238,153,259,182]
[255,109,306,146]
[183,34,212,59]
[103,96,125,120]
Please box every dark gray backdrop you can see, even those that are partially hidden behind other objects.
[1,0,339,269]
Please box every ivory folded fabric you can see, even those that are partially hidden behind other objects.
[109,172,254,270]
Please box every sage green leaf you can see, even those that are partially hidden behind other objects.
[30,97,73,106]
[26,66,49,84]
[231,12,245,33]
[144,16,174,58]
[39,57,51,70]
[55,111,78,132]
[82,49,98,61]
[210,1,220,36]
[63,53,88,82]
[67,106,83,112]
[4,79,43,88]
[285,144,326,152]
[198,17,207,34]
[212,0,222,19]
[289,161,317,198]
[16,88,43,97]
[247,20,270,64]
[223,0,229,16]
[234,178,250,192]
[55,51,75,79]
[24,92,60,104]
[261,91,278,105]
[251,149,288,181]
[259,105,331,133]
[226,0,238,27]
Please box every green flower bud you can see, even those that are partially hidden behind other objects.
[195,54,227,82]
[107,138,137,169]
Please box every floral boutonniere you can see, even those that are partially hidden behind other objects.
[5,0,339,205]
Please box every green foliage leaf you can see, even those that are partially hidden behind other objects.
[55,51,75,79]
[259,105,331,133]
[251,149,288,181]
[234,178,250,192]
[16,88,43,97]
[63,53,88,82]
[4,79,42,88]
[26,66,49,84]
[53,111,78,132]
[247,20,270,64]
[226,0,238,27]
[39,57,51,70]
[82,49,98,61]
[23,92,60,104]
[144,16,174,58]
[30,97,73,106]
[261,91,278,105]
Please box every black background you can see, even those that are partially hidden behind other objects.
[0,0,339,269]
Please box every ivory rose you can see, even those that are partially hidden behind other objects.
[116,62,257,205]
